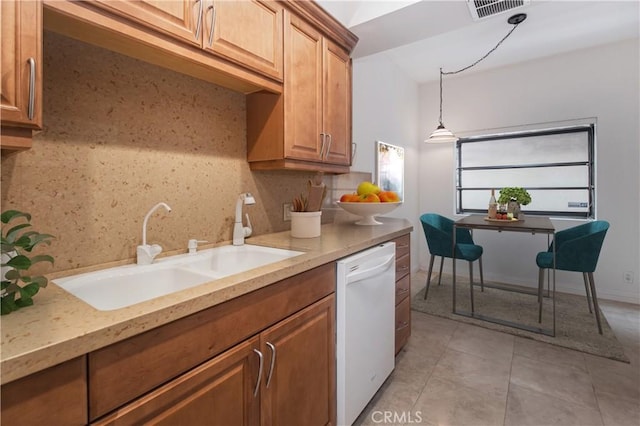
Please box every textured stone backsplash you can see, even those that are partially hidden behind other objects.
[1,32,315,274]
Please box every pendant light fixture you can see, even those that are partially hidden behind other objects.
[426,13,527,143]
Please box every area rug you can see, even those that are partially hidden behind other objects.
[411,274,630,363]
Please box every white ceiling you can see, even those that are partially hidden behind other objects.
[317,0,640,84]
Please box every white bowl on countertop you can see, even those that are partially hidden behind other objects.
[336,201,402,225]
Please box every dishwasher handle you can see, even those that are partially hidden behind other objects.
[346,254,395,285]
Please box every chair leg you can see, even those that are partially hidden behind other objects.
[478,256,485,292]
[587,272,603,334]
[538,268,545,323]
[437,256,444,286]
[424,255,436,300]
[583,272,593,314]
[468,261,475,314]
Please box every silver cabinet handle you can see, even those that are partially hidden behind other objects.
[207,4,216,47]
[324,134,332,160]
[319,133,326,159]
[252,348,263,397]
[350,142,357,166]
[265,342,276,388]
[397,287,409,295]
[194,0,204,41]
[396,321,410,331]
[27,57,36,120]
[397,265,409,271]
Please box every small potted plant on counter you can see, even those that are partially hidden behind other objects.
[497,187,532,218]
[1,210,55,315]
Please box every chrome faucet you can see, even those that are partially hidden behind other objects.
[233,193,255,246]
[137,202,172,265]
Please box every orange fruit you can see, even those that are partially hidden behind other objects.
[359,193,380,203]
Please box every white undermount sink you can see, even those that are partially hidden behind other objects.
[54,245,304,311]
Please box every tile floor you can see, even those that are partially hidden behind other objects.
[354,272,640,426]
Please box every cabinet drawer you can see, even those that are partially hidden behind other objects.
[395,296,411,355]
[395,273,411,306]
[392,234,410,259]
[396,253,410,281]
[89,263,335,420]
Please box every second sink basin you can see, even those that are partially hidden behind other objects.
[179,244,304,277]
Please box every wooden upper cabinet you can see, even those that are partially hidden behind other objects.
[283,12,324,162]
[1,0,42,150]
[91,0,283,81]
[91,0,200,46]
[246,10,353,173]
[205,0,283,80]
[323,38,352,166]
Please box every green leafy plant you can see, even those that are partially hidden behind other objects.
[1,210,55,315]
[498,187,532,206]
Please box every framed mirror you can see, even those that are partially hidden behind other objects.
[375,141,404,201]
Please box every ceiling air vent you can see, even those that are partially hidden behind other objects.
[467,0,530,21]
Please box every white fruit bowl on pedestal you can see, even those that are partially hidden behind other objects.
[336,201,402,225]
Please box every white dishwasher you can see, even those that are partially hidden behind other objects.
[336,242,396,426]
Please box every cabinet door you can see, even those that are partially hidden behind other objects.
[261,295,336,426]
[92,0,200,46]
[283,12,324,163]
[94,337,261,426]
[1,0,42,130]
[204,0,283,80]
[323,39,352,166]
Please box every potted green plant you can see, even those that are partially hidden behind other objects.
[497,187,532,218]
[1,210,55,315]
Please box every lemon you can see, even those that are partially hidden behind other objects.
[357,181,381,196]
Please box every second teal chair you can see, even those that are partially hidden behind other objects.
[537,220,610,334]
[420,214,484,310]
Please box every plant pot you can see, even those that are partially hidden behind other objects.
[290,211,322,238]
[507,200,521,218]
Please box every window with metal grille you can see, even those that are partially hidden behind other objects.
[456,124,595,219]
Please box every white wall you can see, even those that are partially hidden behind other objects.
[351,54,421,267]
[419,38,640,303]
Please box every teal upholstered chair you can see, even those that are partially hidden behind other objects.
[537,220,610,334]
[420,214,484,304]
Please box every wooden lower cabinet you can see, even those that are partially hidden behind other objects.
[93,295,335,426]
[392,233,412,354]
[0,356,87,426]
[87,264,336,425]
[261,294,335,426]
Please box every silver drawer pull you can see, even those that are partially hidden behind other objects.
[396,288,409,295]
[252,348,263,397]
[27,57,36,120]
[396,321,410,331]
[397,265,409,271]
[207,4,216,47]
[194,0,203,41]
[265,341,276,388]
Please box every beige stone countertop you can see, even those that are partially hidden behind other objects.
[1,217,413,385]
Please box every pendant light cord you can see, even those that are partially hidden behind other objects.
[438,17,524,127]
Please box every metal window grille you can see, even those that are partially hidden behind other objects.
[456,124,595,219]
